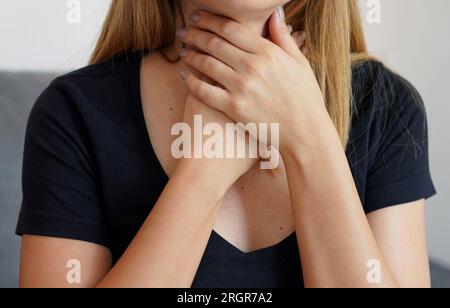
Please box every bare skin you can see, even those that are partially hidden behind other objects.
[19,0,431,288]
[140,50,294,253]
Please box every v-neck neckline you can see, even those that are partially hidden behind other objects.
[209,230,298,265]
[128,50,298,264]
[129,50,169,183]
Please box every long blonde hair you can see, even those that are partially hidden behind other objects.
[91,0,372,146]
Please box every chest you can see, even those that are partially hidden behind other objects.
[136,54,295,252]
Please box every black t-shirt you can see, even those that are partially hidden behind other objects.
[16,52,436,288]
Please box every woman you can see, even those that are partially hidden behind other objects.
[17,0,436,288]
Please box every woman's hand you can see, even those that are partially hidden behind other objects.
[178,9,337,154]
[175,94,258,196]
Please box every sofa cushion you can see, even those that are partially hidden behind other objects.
[0,72,56,287]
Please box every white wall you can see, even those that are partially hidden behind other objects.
[0,0,449,266]
[0,0,110,72]
[360,0,450,267]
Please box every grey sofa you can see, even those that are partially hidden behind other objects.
[1,71,449,288]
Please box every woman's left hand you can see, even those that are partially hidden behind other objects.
[178,9,336,153]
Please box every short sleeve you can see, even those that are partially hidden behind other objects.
[16,80,110,247]
[364,71,436,213]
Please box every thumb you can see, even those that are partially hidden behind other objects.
[269,7,301,59]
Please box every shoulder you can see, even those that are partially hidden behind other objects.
[349,61,435,212]
[28,52,142,131]
[55,51,141,85]
[44,52,140,106]
[350,61,429,151]
[351,60,426,119]
[348,60,431,173]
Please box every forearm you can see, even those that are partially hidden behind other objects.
[283,127,399,288]
[97,163,225,288]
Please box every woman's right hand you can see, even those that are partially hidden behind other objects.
[175,93,258,196]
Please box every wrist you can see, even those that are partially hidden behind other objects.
[173,160,231,202]
[280,102,335,152]
[281,121,343,170]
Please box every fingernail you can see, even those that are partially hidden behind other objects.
[180,71,189,81]
[299,31,307,41]
[176,28,187,38]
[287,24,293,34]
[190,13,200,23]
[276,6,285,23]
[179,48,188,58]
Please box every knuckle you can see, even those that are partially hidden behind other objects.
[235,76,252,93]
[228,96,240,113]
[228,96,245,115]
[241,58,255,72]
[200,56,214,70]
[242,58,263,74]
[185,51,196,63]
[257,40,274,54]
[195,82,208,99]
[262,45,278,62]
[256,40,265,51]
[264,53,277,65]
[206,36,222,51]
[221,20,237,35]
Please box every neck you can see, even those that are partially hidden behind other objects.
[160,3,278,64]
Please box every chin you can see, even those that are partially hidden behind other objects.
[186,0,290,15]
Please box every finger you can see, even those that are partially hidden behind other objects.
[292,31,308,55]
[291,31,306,49]
[300,46,308,55]
[177,27,247,70]
[268,7,303,60]
[181,48,236,90]
[189,11,260,53]
[181,71,230,112]
[287,24,293,34]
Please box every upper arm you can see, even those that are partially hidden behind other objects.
[20,235,112,288]
[360,65,435,287]
[356,63,436,214]
[367,200,431,288]
[17,81,112,287]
